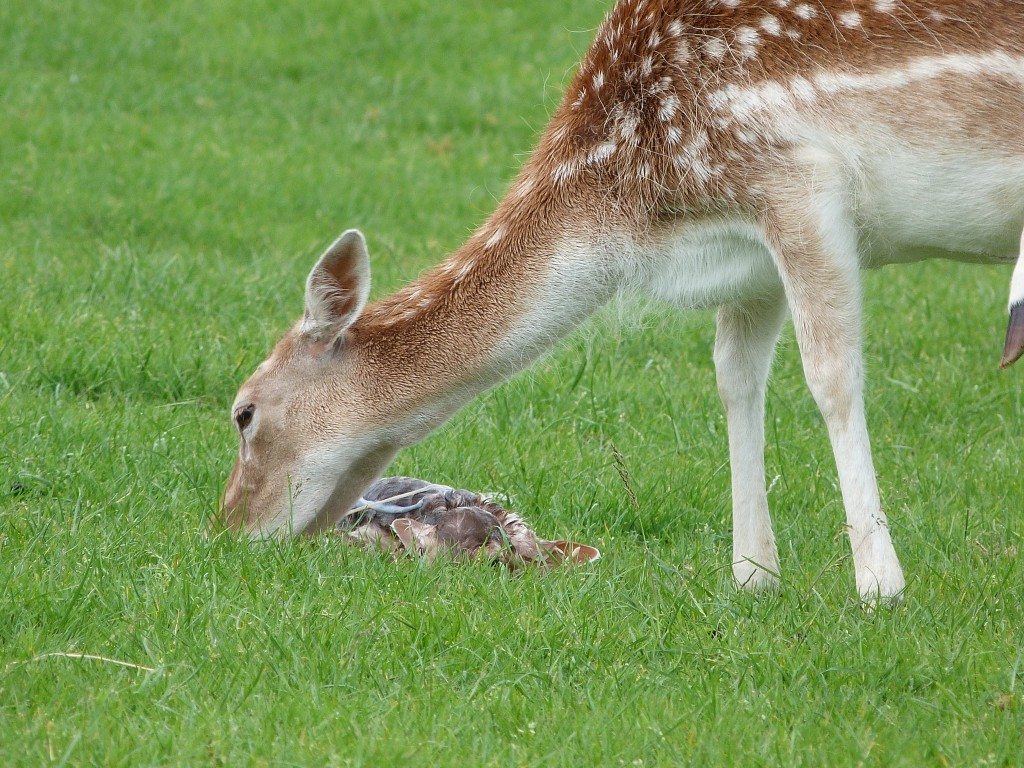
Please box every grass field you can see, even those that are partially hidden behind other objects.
[2,1,1023,765]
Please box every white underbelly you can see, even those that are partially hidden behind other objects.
[850,142,1024,266]
[638,144,1024,309]
[643,219,781,309]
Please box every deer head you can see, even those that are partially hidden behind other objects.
[219,230,401,537]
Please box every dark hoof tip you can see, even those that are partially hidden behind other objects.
[1000,303,1024,369]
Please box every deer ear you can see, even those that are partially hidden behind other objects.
[301,229,371,343]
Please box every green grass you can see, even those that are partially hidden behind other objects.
[2,1,1023,765]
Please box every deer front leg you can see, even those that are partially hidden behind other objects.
[765,194,906,600]
[714,292,787,590]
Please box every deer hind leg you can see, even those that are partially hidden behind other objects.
[714,291,787,590]
[764,180,906,600]
[1000,227,1024,368]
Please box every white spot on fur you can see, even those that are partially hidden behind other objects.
[680,129,710,162]
[790,75,816,101]
[666,20,683,37]
[686,156,716,185]
[675,132,716,187]
[793,3,816,19]
[873,0,897,12]
[707,86,731,112]
[618,111,640,142]
[736,26,760,59]
[759,81,791,107]
[485,226,505,250]
[588,141,617,164]
[552,162,578,185]
[710,79,796,123]
[736,26,759,46]
[710,83,776,119]
[839,10,863,28]
[759,14,782,35]
[703,37,727,60]
[658,93,680,122]
[592,70,605,90]
[666,125,683,145]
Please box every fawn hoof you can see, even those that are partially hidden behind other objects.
[1000,302,1024,368]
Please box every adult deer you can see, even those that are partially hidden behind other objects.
[221,0,1024,599]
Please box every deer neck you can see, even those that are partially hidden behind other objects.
[348,166,626,441]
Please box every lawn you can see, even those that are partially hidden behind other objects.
[1,1,1022,765]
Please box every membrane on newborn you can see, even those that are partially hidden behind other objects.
[337,476,600,567]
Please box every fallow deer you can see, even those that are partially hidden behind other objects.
[221,0,1024,599]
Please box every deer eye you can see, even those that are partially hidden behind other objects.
[234,404,256,432]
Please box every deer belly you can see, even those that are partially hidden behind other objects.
[854,143,1024,266]
[645,219,780,309]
